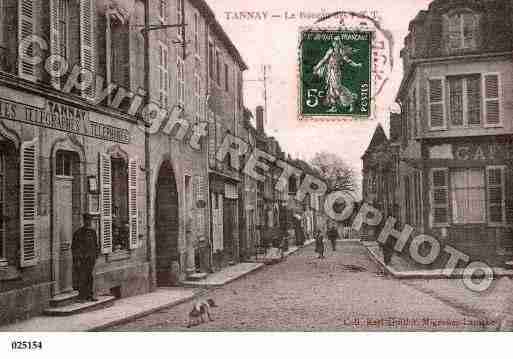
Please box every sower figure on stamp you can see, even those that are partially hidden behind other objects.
[313,37,362,113]
[72,214,100,302]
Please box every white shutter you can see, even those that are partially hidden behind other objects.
[128,158,138,249]
[486,166,505,224]
[49,0,60,89]
[428,78,446,130]
[80,0,95,100]
[20,138,39,267]
[483,73,501,127]
[99,153,112,254]
[18,0,37,81]
[430,168,449,227]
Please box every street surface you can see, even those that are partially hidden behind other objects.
[111,242,497,331]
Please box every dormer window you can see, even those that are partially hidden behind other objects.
[444,11,479,52]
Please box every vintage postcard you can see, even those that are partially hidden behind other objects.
[1,0,513,356]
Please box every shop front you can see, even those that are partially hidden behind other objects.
[424,137,513,267]
[0,86,148,324]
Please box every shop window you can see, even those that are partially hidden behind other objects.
[451,168,485,224]
[111,157,129,251]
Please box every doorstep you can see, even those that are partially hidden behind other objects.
[44,295,115,316]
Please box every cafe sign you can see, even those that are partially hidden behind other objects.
[453,143,513,161]
[0,97,130,144]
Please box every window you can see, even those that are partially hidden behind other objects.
[176,0,183,38]
[56,151,74,176]
[158,43,169,108]
[0,149,4,260]
[159,0,166,23]
[111,157,129,250]
[451,168,485,224]
[58,0,69,59]
[177,55,185,106]
[216,50,221,86]
[109,20,131,92]
[208,42,214,80]
[237,71,243,109]
[288,175,297,195]
[445,12,479,52]
[224,63,229,92]
[487,166,505,224]
[447,74,481,127]
[194,13,199,54]
[430,168,449,226]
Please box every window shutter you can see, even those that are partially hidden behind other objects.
[20,138,39,267]
[428,78,446,129]
[99,153,112,254]
[18,0,37,81]
[483,73,501,126]
[80,0,95,100]
[193,175,206,236]
[49,0,60,89]
[486,166,505,224]
[466,75,481,126]
[128,158,138,249]
[430,168,449,227]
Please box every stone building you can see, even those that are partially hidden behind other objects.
[0,0,149,324]
[395,0,513,267]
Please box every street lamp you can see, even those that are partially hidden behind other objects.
[142,0,188,291]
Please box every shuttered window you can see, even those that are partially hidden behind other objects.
[447,74,481,127]
[18,0,37,81]
[99,153,113,254]
[487,166,505,224]
[20,138,39,267]
[430,168,449,227]
[483,73,501,126]
[128,158,138,249]
[80,0,95,100]
[428,78,446,130]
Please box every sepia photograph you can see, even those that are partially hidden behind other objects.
[0,0,513,356]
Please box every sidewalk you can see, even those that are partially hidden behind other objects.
[362,240,513,279]
[247,238,316,264]
[0,287,200,332]
[181,262,265,288]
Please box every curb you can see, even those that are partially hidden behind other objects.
[90,289,207,331]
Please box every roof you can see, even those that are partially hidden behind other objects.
[361,123,389,159]
[190,0,248,71]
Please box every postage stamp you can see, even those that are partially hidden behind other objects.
[299,29,372,120]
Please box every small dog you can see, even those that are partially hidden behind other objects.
[187,299,218,328]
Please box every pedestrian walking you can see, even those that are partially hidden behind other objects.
[327,225,339,251]
[314,230,325,259]
[72,213,100,302]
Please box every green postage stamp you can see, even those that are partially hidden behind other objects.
[299,29,372,120]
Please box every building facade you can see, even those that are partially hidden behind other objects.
[395,0,513,267]
[0,0,150,324]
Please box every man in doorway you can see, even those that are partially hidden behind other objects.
[72,214,100,302]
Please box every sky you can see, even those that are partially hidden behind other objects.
[207,0,433,197]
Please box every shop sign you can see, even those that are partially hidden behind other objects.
[0,97,130,144]
[453,143,513,161]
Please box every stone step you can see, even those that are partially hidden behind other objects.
[49,291,79,308]
[187,272,209,281]
[44,295,116,317]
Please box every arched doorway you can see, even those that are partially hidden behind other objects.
[155,160,180,286]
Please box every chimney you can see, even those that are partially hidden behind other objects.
[256,106,264,134]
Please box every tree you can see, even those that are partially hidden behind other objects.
[309,152,357,194]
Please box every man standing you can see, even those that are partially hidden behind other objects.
[327,225,339,251]
[72,214,100,301]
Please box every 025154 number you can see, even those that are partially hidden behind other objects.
[11,340,43,350]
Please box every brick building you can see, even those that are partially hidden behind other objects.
[395,0,513,267]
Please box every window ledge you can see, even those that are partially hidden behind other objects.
[106,249,131,262]
[0,264,21,281]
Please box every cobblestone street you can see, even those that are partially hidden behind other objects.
[111,243,497,331]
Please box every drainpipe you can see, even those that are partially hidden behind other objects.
[143,0,155,291]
